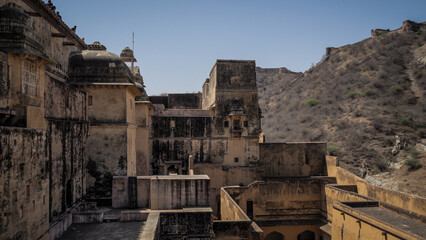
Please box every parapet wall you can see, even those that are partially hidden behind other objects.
[326,156,426,216]
[220,188,250,221]
[223,179,323,222]
[150,175,210,210]
[112,175,210,210]
[218,187,263,239]
[149,93,202,110]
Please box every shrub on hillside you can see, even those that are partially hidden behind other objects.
[409,149,421,159]
[327,145,340,156]
[304,98,319,107]
[397,116,426,129]
[398,116,412,127]
[345,91,360,99]
[404,158,421,170]
[390,85,404,94]
[362,88,376,96]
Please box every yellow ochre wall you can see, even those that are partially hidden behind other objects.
[326,156,426,216]
[331,205,420,240]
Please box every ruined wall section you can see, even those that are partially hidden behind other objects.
[0,127,49,240]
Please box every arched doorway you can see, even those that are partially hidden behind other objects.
[297,230,315,240]
[265,231,284,240]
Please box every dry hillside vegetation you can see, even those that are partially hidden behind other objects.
[257,21,426,197]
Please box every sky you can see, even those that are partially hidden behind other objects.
[53,0,426,95]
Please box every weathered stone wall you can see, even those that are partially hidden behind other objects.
[136,127,150,175]
[159,210,214,239]
[193,163,260,216]
[213,89,261,138]
[215,60,257,91]
[86,126,127,198]
[44,76,88,221]
[220,188,251,221]
[259,142,327,177]
[150,175,210,210]
[47,120,87,220]
[224,180,323,221]
[84,87,127,123]
[0,52,8,109]
[74,84,140,198]
[149,96,169,108]
[151,115,218,174]
[213,221,251,240]
[135,101,151,126]
[135,102,151,176]
[113,175,210,210]
[203,60,261,168]
[168,93,201,109]
[0,1,86,240]
[0,45,87,240]
[202,77,215,109]
[151,116,212,138]
[0,127,49,240]
[44,77,87,121]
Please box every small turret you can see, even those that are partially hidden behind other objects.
[120,47,137,70]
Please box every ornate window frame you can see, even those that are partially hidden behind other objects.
[21,59,39,96]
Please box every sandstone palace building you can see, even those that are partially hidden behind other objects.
[0,1,425,240]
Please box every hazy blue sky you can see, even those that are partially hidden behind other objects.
[54,0,425,95]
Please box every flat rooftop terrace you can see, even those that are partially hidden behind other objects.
[341,202,426,238]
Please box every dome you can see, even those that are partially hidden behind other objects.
[120,47,137,62]
[87,41,107,51]
[120,47,134,58]
[68,41,135,84]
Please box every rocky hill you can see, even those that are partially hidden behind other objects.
[257,20,426,197]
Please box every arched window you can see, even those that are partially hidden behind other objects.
[265,231,284,240]
[297,230,315,240]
